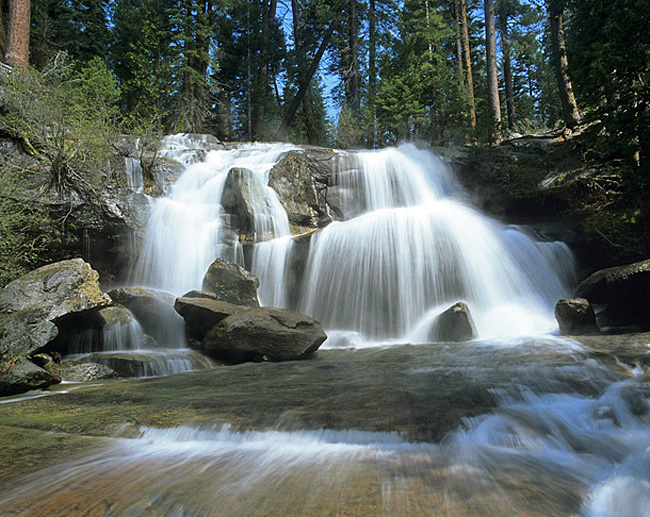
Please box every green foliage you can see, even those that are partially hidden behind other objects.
[0,169,45,287]
[1,54,121,191]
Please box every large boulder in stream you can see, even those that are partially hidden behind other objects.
[428,302,477,343]
[575,259,650,330]
[0,356,60,395]
[202,307,327,363]
[202,258,260,307]
[554,298,599,335]
[175,296,248,344]
[0,259,111,358]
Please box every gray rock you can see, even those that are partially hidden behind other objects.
[0,259,111,358]
[428,302,477,342]
[60,362,119,382]
[202,258,260,307]
[575,259,650,329]
[554,298,599,335]
[0,356,59,396]
[175,297,248,342]
[202,307,327,363]
[107,287,185,346]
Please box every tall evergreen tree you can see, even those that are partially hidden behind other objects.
[484,0,502,142]
[4,0,30,69]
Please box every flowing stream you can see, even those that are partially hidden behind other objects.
[6,137,649,515]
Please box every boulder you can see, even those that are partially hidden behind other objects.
[202,307,327,363]
[575,259,650,329]
[0,356,59,396]
[60,362,119,382]
[174,297,248,342]
[220,167,277,239]
[0,259,111,358]
[202,258,260,307]
[554,298,599,335]
[428,302,477,343]
[107,287,185,346]
[31,353,62,382]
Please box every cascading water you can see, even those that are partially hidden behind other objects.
[261,144,575,342]
[132,142,296,296]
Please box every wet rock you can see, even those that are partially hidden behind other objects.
[180,290,219,301]
[175,297,248,343]
[31,353,62,383]
[202,307,327,363]
[60,362,119,382]
[428,302,477,342]
[0,356,59,396]
[0,259,111,358]
[202,258,260,307]
[107,287,185,346]
[268,150,329,229]
[554,298,599,335]
[575,259,650,330]
[221,167,277,239]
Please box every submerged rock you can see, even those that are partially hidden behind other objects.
[0,356,59,396]
[575,259,650,330]
[554,298,599,335]
[202,258,260,307]
[175,297,248,343]
[0,259,111,358]
[202,307,327,363]
[428,302,477,342]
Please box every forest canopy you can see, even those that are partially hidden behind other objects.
[0,0,647,169]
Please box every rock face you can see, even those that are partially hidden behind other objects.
[202,307,327,363]
[428,302,477,342]
[0,356,59,395]
[554,298,599,335]
[60,362,119,382]
[0,259,111,358]
[575,259,650,329]
[202,259,260,307]
[107,287,184,346]
[174,297,248,343]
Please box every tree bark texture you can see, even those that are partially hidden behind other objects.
[548,0,581,128]
[498,10,516,130]
[484,0,501,142]
[5,0,31,69]
[459,0,476,127]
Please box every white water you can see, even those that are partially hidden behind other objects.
[132,142,296,295]
[3,361,648,516]
[130,139,575,343]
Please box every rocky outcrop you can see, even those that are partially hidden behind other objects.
[428,302,477,342]
[554,298,599,335]
[202,258,260,307]
[0,259,110,358]
[107,286,184,346]
[575,259,650,330]
[202,307,327,363]
[0,356,59,395]
[174,297,248,343]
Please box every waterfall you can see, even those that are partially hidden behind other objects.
[132,138,575,343]
[131,142,296,295]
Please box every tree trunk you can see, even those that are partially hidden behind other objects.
[5,0,31,69]
[253,0,278,140]
[459,0,476,128]
[348,0,360,113]
[451,1,464,79]
[548,0,581,128]
[291,0,318,144]
[279,23,334,137]
[498,10,516,130]
[368,0,376,147]
[484,0,501,143]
